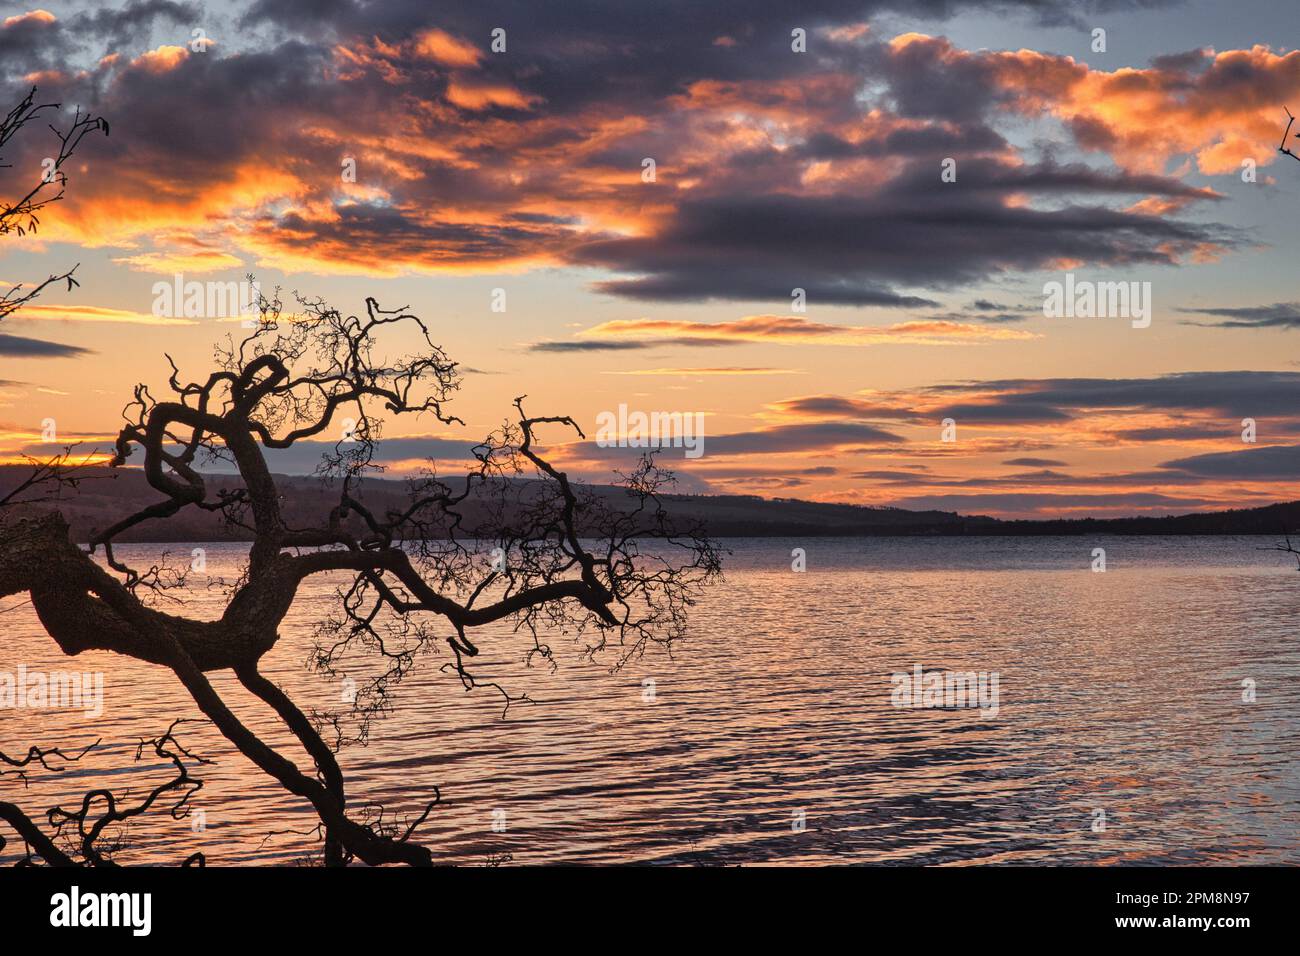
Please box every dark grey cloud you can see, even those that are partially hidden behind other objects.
[888,467,1212,488]
[948,299,1037,324]
[227,0,1185,162]
[192,436,484,475]
[0,10,61,73]
[701,421,904,455]
[961,160,1222,201]
[925,298,1047,327]
[1161,444,1300,480]
[571,164,1235,305]
[79,0,200,44]
[889,491,1214,516]
[528,338,734,352]
[1,36,341,227]
[241,1,1180,56]
[1109,423,1255,442]
[773,373,1300,465]
[529,340,652,353]
[850,468,938,480]
[2,0,1212,311]
[871,32,1007,121]
[692,464,841,478]
[869,16,1181,121]
[0,1,198,75]
[0,333,93,358]
[255,204,568,270]
[569,420,904,462]
[1177,302,1300,329]
[936,402,1073,424]
[794,124,1008,161]
[241,0,898,120]
[930,371,1300,418]
[1149,48,1213,73]
[770,395,920,421]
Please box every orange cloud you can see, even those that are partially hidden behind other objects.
[12,304,197,326]
[130,45,191,73]
[1058,45,1300,174]
[581,315,1037,346]
[3,9,56,28]
[112,247,244,273]
[11,26,1260,284]
[602,367,805,376]
[414,28,481,68]
[897,34,1300,176]
[445,81,540,111]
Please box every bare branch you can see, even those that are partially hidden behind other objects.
[0,290,719,866]
[0,88,107,323]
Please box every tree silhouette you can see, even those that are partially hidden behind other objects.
[0,86,108,322]
[1280,108,1300,165]
[0,291,721,865]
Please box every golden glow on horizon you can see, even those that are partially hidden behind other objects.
[2,14,1298,520]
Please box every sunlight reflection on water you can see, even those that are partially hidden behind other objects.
[3,536,1297,865]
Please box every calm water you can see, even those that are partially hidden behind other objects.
[2,536,1298,866]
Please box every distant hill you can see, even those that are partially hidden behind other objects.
[1,465,1297,541]
[636,493,1300,536]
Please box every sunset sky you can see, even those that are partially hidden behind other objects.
[2,0,1299,518]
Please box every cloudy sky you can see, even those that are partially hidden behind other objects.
[1,0,1298,518]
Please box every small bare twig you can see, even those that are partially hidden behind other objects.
[0,87,108,322]
[1262,528,1300,569]
[1279,108,1299,165]
[0,444,104,511]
